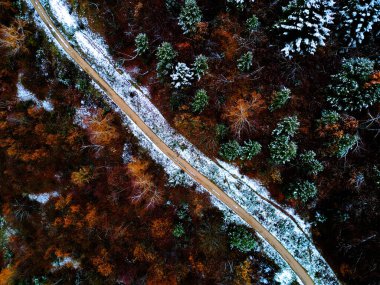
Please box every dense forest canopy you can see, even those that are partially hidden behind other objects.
[0,0,379,284]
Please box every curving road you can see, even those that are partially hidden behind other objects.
[30,0,315,284]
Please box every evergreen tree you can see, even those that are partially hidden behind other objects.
[298,150,324,175]
[216,124,228,141]
[171,62,194,89]
[134,33,149,56]
[219,140,242,161]
[288,180,318,203]
[192,89,209,113]
[228,225,255,253]
[318,110,340,126]
[237,51,253,72]
[246,15,260,33]
[269,87,291,112]
[178,0,202,35]
[272,116,300,137]
[334,133,359,158]
[340,0,380,47]
[269,136,298,164]
[327,57,380,112]
[240,140,262,160]
[156,42,177,78]
[192,55,208,80]
[276,0,335,58]
[173,223,185,238]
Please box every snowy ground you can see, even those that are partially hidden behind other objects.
[17,78,54,112]
[24,0,340,284]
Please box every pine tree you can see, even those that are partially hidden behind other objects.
[134,33,149,56]
[228,225,255,253]
[288,180,318,203]
[227,0,247,10]
[219,140,242,161]
[170,62,194,89]
[269,136,298,164]
[318,110,340,126]
[298,150,324,175]
[240,140,262,160]
[272,116,300,137]
[192,54,208,80]
[192,89,209,113]
[327,57,380,112]
[178,0,202,35]
[334,133,359,158]
[237,51,253,72]
[156,42,177,78]
[275,0,335,58]
[269,87,291,112]
[340,0,380,47]
[246,15,260,33]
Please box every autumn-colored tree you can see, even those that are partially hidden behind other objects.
[151,218,172,239]
[0,266,15,285]
[91,248,113,277]
[86,110,120,148]
[224,98,254,139]
[127,159,163,208]
[0,19,27,56]
[234,259,253,285]
[71,166,93,187]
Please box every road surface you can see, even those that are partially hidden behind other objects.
[30,1,315,284]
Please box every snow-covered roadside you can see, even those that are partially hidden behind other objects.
[24,0,339,284]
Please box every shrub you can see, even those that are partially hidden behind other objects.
[228,225,255,253]
[237,51,253,72]
[288,180,318,203]
[298,150,324,175]
[134,33,149,56]
[269,87,291,112]
[171,62,194,89]
[246,15,260,32]
[334,133,359,158]
[192,89,209,113]
[192,54,208,80]
[340,0,380,47]
[275,0,335,58]
[240,140,262,160]
[178,0,202,35]
[269,136,298,164]
[219,140,242,161]
[327,57,380,111]
[156,42,177,78]
[272,116,299,137]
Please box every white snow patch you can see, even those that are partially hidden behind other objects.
[17,80,54,112]
[28,192,59,204]
[51,256,80,270]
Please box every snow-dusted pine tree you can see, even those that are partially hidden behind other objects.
[178,0,202,35]
[171,62,194,89]
[340,0,380,47]
[276,0,335,58]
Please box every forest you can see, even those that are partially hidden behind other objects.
[0,0,379,284]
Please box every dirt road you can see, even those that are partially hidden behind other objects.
[31,1,315,284]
